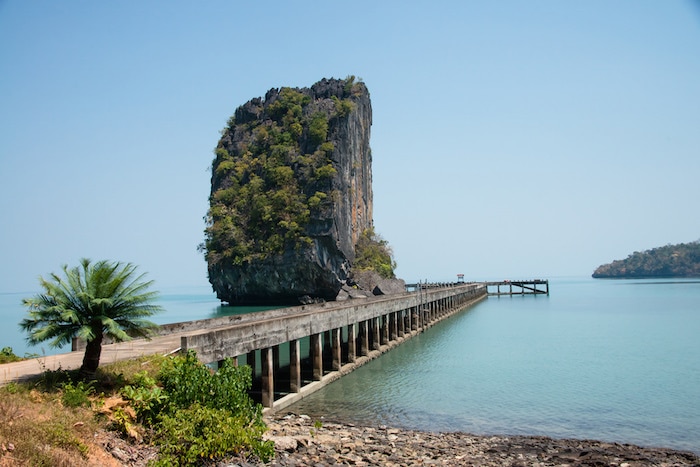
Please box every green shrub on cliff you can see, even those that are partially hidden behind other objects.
[354,228,396,279]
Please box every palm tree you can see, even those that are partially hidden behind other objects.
[21,258,163,377]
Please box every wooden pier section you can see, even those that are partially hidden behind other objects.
[485,279,549,296]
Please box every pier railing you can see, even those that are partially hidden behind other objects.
[407,280,550,296]
[485,279,549,296]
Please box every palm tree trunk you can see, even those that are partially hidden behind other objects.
[80,333,103,378]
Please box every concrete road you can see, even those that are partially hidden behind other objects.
[1,334,182,385]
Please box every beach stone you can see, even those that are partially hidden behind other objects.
[259,413,700,467]
[268,436,298,452]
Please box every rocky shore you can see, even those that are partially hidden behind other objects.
[259,413,700,467]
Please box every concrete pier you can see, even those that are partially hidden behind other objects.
[180,283,487,412]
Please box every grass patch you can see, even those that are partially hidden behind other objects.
[0,387,97,466]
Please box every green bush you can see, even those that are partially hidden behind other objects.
[37,365,72,392]
[121,376,168,425]
[150,404,273,466]
[332,95,355,118]
[308,112,329,146]
[61,381,94,408]
[147,351,273,464]
[354,228,397,279]
[315,163,337,180]
[0,346,22,364]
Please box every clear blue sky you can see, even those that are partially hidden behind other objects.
[1,1,699,294]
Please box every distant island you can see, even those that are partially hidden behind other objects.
[592,240,700,278]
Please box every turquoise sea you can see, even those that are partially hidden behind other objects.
[289,278,700,454]
[2,278,699,453]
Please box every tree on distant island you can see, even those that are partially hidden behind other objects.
[592,240,700,278]
[20,259,162,377]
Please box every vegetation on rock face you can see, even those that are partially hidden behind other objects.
[354,228,396,279]
[592,240,700,278]
[202,77,359,268]
[20,259,162,378]
[201,76,399,303]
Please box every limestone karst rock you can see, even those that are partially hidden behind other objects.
[203,77,375,305]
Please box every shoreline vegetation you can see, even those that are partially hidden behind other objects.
[1,355,698,466]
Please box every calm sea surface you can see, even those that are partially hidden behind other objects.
[289,278,700,453]
[2,278,699,452]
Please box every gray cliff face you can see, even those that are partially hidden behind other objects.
[205,78,373,305]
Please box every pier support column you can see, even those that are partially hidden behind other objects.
[381,315,389,345]
[348,323,357,362]
[390,312,398,341]
[311,333,323,381]
[289,339,301,393]
[273,345,280,377]
[332,328,342,370]
[261,347,274,408]
[359,320,369,356]
[372,317,381,351]
[324,330,331,369]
